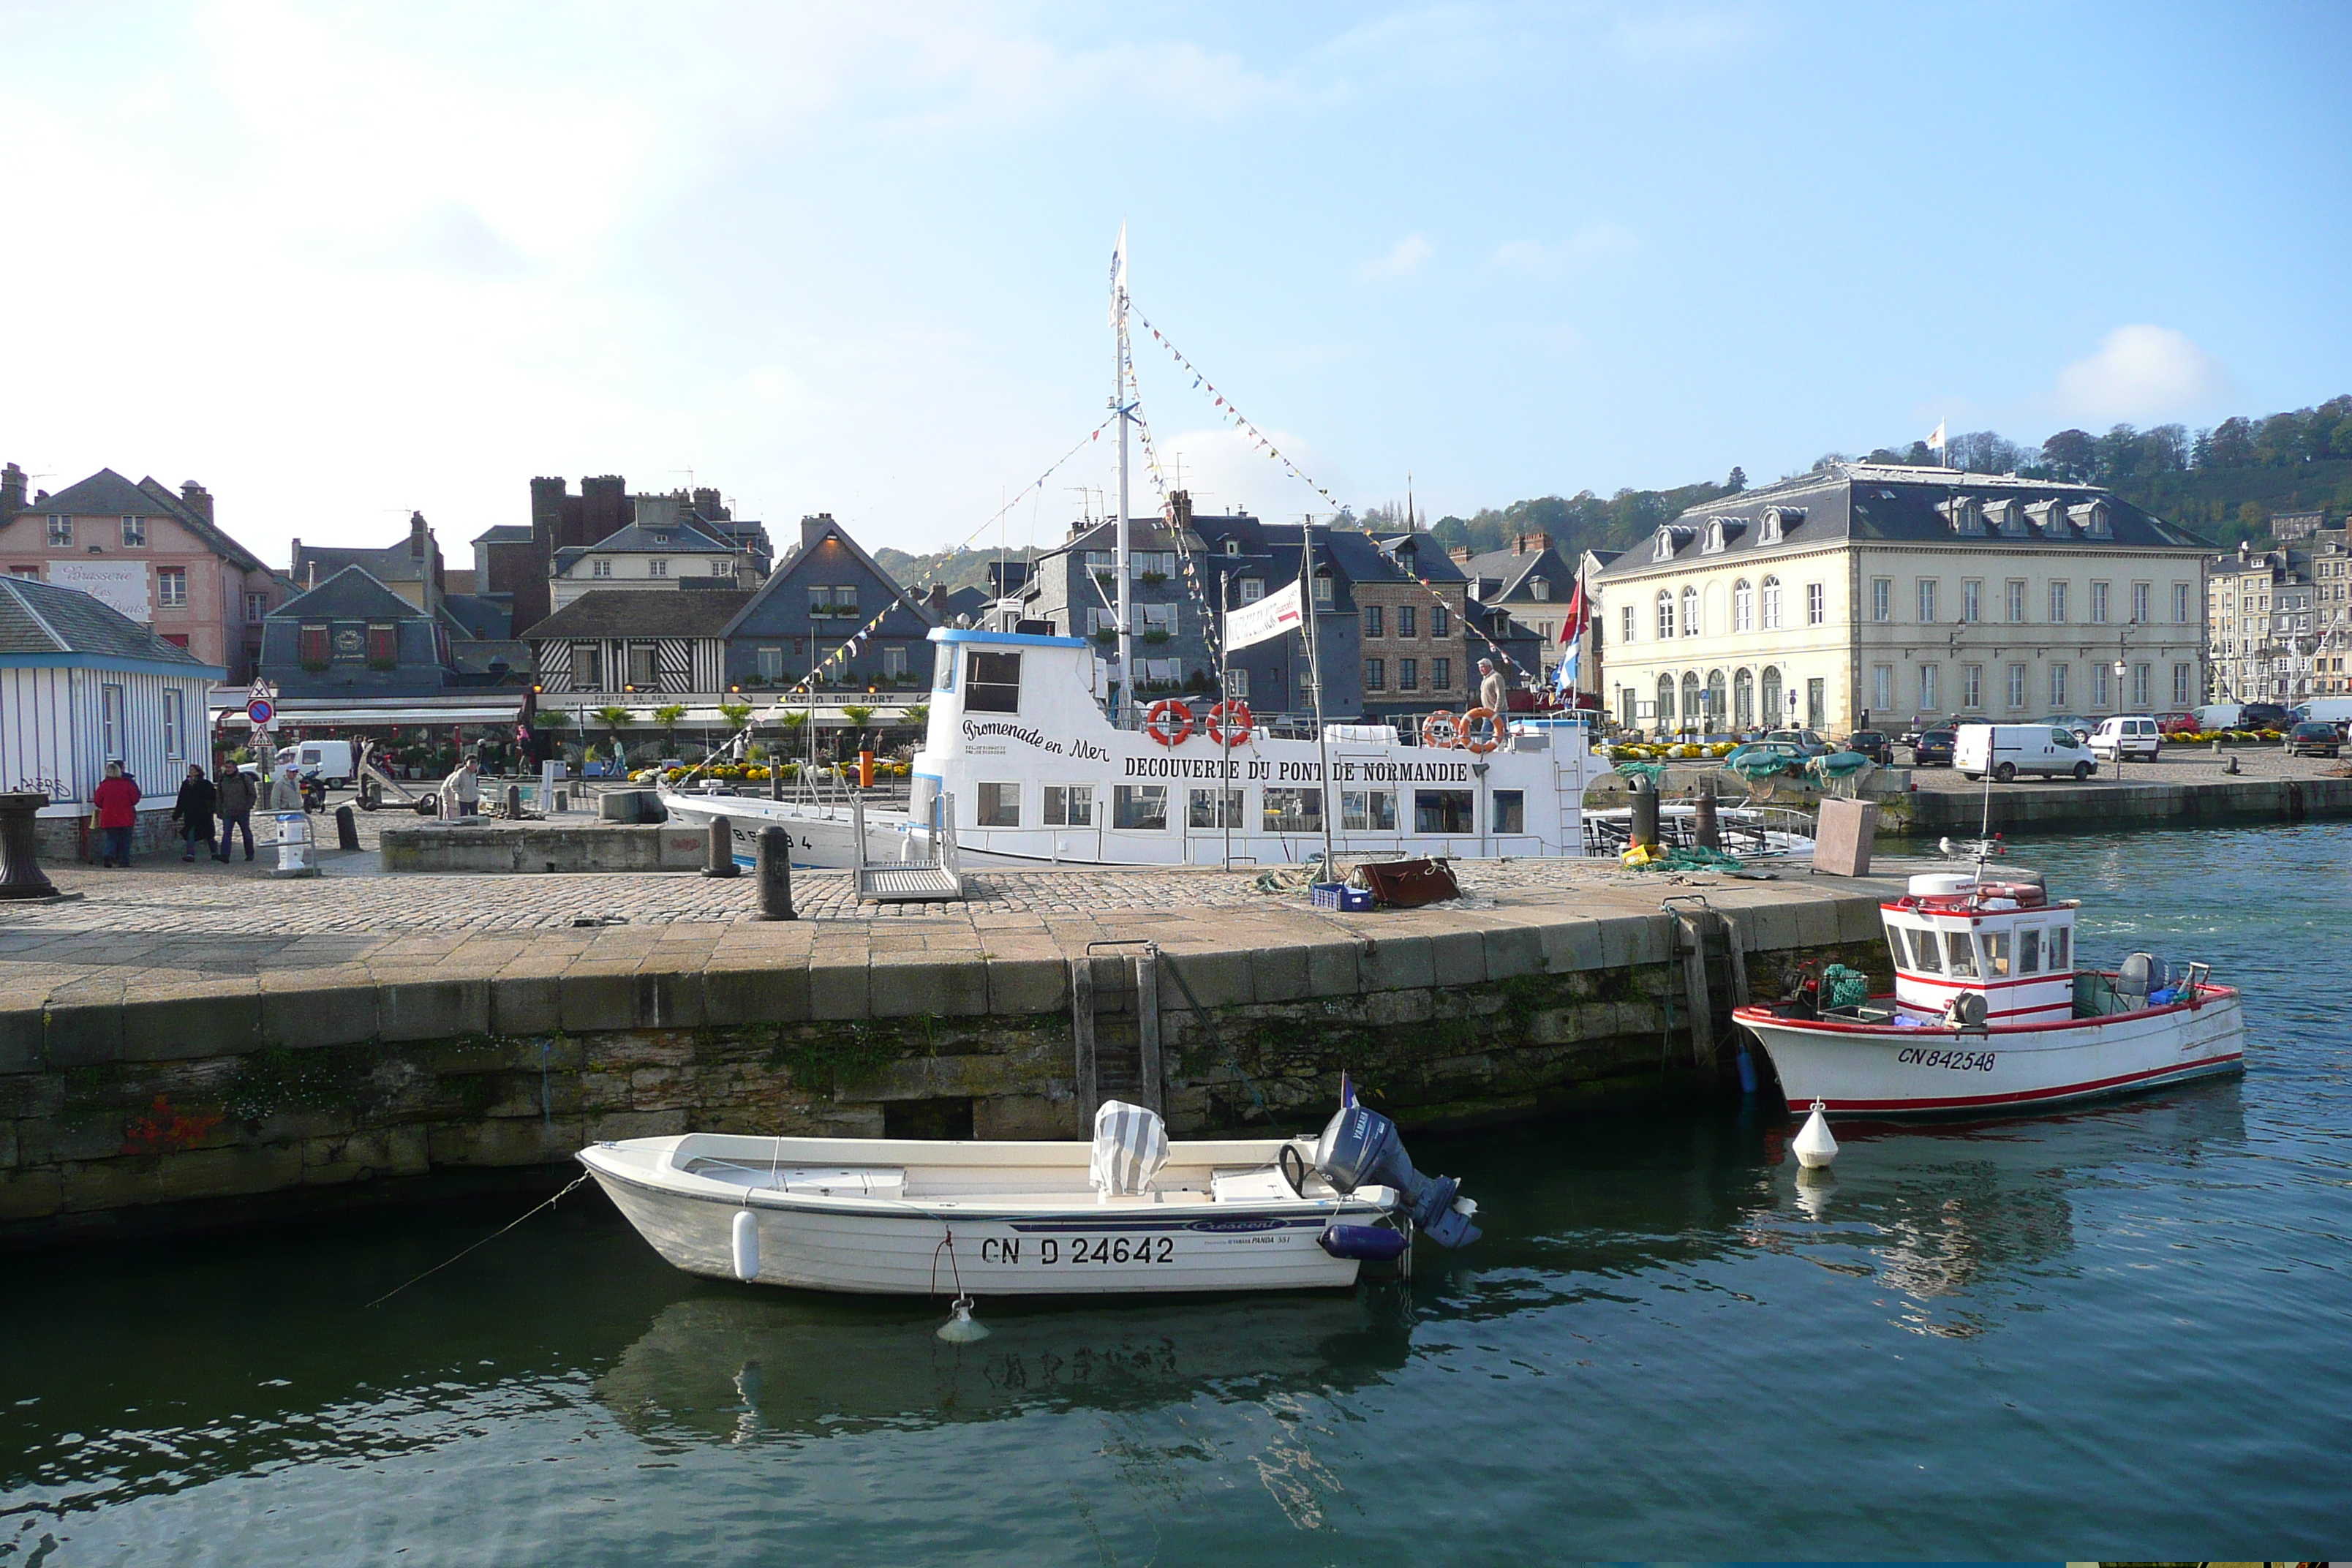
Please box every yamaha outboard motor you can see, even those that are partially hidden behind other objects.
[1313,1104,1482,1248]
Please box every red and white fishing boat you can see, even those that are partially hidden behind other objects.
[1736,870,2245,1117]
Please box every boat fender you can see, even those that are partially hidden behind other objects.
[1205,698,1254,748]
[1319,1224,1410,1262]
[937,1293,991,1343]
[1459,706,1500,755]
[731,1207,761,1281]
[1737,1045,1758,1096]
[1793,1100,1839,1169]
[1143,698,1195,747]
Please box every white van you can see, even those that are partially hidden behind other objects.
[1955,723,2100,782]
[2300,697,2352,728]
[2090,715,2160,763]
[276,740,357,788]
[2195,702,2243,731]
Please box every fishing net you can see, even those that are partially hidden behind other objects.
[1821,963,1870,1009]
[1806,750,1873,783]
[1612,761,1668,787]
[1725,751,1799,780]
[1620,843,1744,873]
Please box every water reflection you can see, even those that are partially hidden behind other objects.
[597,1289,1415,1449]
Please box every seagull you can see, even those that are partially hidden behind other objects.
[1938,835,1956,857]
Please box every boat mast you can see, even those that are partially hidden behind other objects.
[1112,225,1133,728]
[1303,513,1336,877]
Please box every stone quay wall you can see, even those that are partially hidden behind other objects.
[0,883,1896,1244]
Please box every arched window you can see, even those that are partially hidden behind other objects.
[1679,671,1701,731]
[1733,667,1754,728]
[1656,590,1675,640]
[1760,575,1783,630]
[1760,666,1783,726]
[1706,668,1727,728]
[1654,674,1676,732]
[1681,586,1700,638]
[1733,578,1754,633]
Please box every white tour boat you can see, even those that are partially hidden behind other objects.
[1736,870,2245,1117]
[578,1100,1482,1297]
[662,625,1602,873]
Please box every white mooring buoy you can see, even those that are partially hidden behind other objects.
[937,1292,990,1343]
[1793,1099,1839,1169]
[731,1207,761,1281]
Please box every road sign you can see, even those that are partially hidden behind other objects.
[246,697,276,727]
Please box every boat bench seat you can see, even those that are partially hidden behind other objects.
[682,1158,907,1198]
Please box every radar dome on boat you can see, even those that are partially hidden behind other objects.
[1907,872,1977,897]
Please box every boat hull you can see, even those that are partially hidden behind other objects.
[1736,987,2246,1117]
[580,1135,1384,1296]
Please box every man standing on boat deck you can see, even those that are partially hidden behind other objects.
[1478,657,1508,716]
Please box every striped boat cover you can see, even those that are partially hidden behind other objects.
[1088,1099,1169,1196]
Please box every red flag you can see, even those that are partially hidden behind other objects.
[1561,577,1587,642]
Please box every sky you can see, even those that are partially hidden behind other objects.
[2,1,2348,569]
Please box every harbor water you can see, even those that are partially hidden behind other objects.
[4,821,2347,1562]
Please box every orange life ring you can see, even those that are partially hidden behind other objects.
[1205,699,1253,748]
[1460,706,1501,754]
[1143,698,1195,747]
[1421,709,1462,749]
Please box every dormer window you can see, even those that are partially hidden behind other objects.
[1653,527,1677,563]
[1939,496,1986,535]
[2026,499,2069,536]
[2069,500,2113,538]
[1224,540,1240,557]
[1986,498,2025,536]
[1529,577,1550,600]
[1757,505,1802,546]
[1704,519,1726,554]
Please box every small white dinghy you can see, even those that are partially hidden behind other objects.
[578,1098,1483,1297]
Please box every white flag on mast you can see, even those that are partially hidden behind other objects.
[1926,419,1948,452]
[1224,581,1304,652]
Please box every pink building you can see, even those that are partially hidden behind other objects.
[0,462,285,682]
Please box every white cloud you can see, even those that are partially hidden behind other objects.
[1490,221,1637,274]
[1359,234,1434,282]
[2052,325,2227,423]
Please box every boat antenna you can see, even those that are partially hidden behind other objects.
[1303,513,1337,880]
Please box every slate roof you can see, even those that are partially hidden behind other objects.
[440,594,513,640]
[1598,464,2213,581]
[471,524,535,545]
[569,519,733,557]
[521,589,755,641]
[268,566,427,622]
[20,467,272,574]
[294,543,431,587]
[0,574,214,668]
[725,515,933,639]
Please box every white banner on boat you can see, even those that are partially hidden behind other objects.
[1224,580,1304,652]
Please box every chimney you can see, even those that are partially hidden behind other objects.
[409,510,429,558]
[693,486,725,520]
[178,480,214,523]
[1449,544,1474,563]
[1162,489,1194,532]
[1,462,27,515]
[1532,532,1550,552]
[581,475,628,543]
[928,584,949,618]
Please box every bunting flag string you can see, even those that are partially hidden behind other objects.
[1134,306,1542,693]
[771,412,1118,704]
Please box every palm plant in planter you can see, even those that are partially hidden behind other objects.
[902,704,930,729]
[840,704,877,727]
[654,704,687,753]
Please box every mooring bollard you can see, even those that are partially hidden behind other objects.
[754,825,794,920]
[703,814,739,878]
[769,763,783,800]
[1693,788,1720,851]
[335,804,360,851]
[1629,778,1660,850]
[505,784,523,818]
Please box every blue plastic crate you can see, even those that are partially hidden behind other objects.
[1311,883,1376,911]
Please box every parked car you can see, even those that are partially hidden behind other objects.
[1763,728,1830,757]
[1956,723,2100,782]
[1908,728,1957,766]
[2089,715,2162,763]
[2033,714,2096,742]
[2239,702,2293,732]
[2155,711,2201,736]
[2285,721,2342,758]
[1842,730,1891,764]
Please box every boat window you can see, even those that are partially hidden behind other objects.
[1262,787,1324,833]
[2048,924,2070,973]
[1896,924,1935,972]
[1342,789,1397,831]
[1187,787,1244,829]
[965,650,1021,713]
[1983,929,2012,977]
[1492,790,1525,834]
[1112,785,1167,830]
[2017,927,2042,974]
[1945,930,1979,977]
[1414,789,1475,834]
[1043,784,1093,826]
[976,783,1019,828]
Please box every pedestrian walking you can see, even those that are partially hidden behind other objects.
[442,756,482,818]
[171,764,219,862]
[268,762,305,813]
[215,764,258,862]
[92,761,141,868]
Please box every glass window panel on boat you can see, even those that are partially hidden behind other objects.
[1415,789,1475,834]
[976,783,1019,827]
[1910,926,1941,972]
[1341,789,1397,831]
[1262,787,1323,832]
[1043,784,1093,826]
[2049,925,2069,971]
[1188,788,1244,829]
[1983,929,2011,977]
[1945,930,1979,977]
[2018,927,2042,973]
[965,651,1022,713]
[1112,785,1167,830]
[1493,789,1525,834]
[932,642,957,690]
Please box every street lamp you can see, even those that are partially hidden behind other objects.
[2114,629,2130,783]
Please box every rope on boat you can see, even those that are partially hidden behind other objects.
[363,1172,591,1310]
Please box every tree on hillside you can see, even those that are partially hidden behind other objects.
[1950,430,2029,475]
[1725,467,1746,491]
[2040,429,2097,482]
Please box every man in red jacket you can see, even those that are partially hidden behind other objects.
[93,761,141,868]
